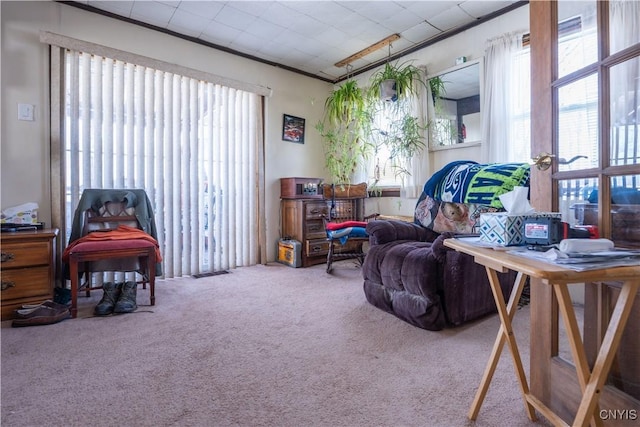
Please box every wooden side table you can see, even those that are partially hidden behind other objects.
[0,229,59,320]
[444,238,640,427]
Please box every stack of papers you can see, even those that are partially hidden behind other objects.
[509,247,640,271]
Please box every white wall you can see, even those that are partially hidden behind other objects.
[1,1,529,261]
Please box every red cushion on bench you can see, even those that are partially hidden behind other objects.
[69,239,156,253]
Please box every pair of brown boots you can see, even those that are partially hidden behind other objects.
[94,281,137,316]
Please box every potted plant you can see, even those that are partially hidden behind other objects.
[368,60,425,102]
[316,80,372,185]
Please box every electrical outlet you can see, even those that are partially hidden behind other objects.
[18,103,35,121]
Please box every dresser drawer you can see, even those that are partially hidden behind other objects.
[306,239,329,256]
[305,202,328,219]
[1,266,52,300]
[1,241,51,268]
[305,219,326,239]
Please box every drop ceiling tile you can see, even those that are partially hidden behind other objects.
[342,1,406,23]
[176,1,224,19]
[287,16,332,38]
[258,41,296,59]
[87,0,135,17]
[404,1,454,20]
[381,8,429,32]
[215,4,258,32]
[200,21,242,46]
[459,1,515,19]
[283,49,316,67]
[244,19,286,40]
[401,21,442,44]
[426,5,472,32]
[315,26,353,47]
[230,31,266,54]
[168,9,211,37]
[294,38,333,57]
[259,2,305,28]
[225,1,273,17]
[130,1,176,27]
[157,1,180,7]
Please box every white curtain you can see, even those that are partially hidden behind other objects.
[50,44,264,278]
[481,32,524,163]
[404,66,431,198]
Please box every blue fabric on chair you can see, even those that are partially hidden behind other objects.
[327,226,368,245]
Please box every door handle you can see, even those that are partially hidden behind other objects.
[532,152,555,170]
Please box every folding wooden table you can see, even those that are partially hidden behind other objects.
[444,238,640,427]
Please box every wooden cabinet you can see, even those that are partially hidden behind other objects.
[1,229,58,320]
[281,198,363,267]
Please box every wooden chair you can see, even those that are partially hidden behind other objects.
[64,190,160,318]
[323,212,378,274]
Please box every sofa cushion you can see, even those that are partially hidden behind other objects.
[366,219,439,246]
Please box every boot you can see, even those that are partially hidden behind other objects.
[114,281,137,313]
[94,282,122,316]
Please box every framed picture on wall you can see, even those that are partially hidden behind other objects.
[282,114,305,144]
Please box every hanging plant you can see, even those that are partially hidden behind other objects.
[316,79,372,184]
[368,61,425,102]
[323,80,367,125]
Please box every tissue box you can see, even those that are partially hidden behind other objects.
[1,202,39,224]
[479,212,561,246]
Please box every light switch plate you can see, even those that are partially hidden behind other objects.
[18,103,35,121]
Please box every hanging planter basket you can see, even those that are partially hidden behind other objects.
[379,79,398,102]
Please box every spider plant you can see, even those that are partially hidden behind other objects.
[368,60,425,102]
[316,79,372,184]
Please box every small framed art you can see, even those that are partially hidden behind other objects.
[282,114,305,144]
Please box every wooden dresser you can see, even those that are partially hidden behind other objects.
[1,229,58,320]
[280,198,364,267]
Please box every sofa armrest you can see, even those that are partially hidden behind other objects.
[366,219,440,246]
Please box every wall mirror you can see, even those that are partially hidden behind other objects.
[428,59,482,148]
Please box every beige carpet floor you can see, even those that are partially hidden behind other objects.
[1,261,551,427]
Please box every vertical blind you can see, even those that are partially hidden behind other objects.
[62,49,263,278]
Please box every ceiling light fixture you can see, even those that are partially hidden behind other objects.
[334,33,401,68]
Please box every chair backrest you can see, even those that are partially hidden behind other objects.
[82,201,141,237]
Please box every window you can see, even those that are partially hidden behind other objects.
[366,96,426,194]
[47,36,266,279]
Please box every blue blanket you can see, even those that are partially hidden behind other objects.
[327,227,368,245]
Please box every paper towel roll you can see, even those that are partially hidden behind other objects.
[558,238,614,253]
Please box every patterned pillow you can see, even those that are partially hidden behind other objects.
[415,195,499,234]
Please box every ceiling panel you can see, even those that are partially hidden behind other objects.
[68,0,525,82]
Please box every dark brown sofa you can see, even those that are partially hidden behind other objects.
[361,161,530,330]
[362,220,516,330]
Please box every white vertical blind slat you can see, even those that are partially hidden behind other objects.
[124,62,135,187]
[163,73,175,278]
[91,55,103,186]
[103,58,114,187]
[68,51,81,212]
[171,75,182,277]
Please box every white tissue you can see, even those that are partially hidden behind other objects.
[558,238,614,253]
[499,186,535,215]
